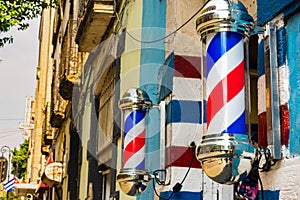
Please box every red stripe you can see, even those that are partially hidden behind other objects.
[207,60,244,127]
[123,130,145,164]
[258,112,268,147]
[174,55,201,78]
[165,146,202,168]
[280,104,290,146]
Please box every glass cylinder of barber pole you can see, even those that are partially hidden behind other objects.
[196,0,255,184]
[117,88,152,196]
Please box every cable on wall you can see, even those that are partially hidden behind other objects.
[152,142,196,200]
[115,1,209,44]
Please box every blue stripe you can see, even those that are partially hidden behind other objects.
[160,191,202,200]
[257,38,265,77]
[136,159,145,169]
[166,100,203,124]
[124,111,145,138]
[139,0,166,199]
[222,111,246,134]
[7,187,14,192]
[258,190,280,200]
[206,32,243,77]
[277,27,287,67]
[4,179,14,187]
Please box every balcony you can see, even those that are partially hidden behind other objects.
[76,0,114,52]
[44,131,54,145]
[59,77,74,100]
[41,145,50,156]
[50,97,67,128]
[50,111,65,128]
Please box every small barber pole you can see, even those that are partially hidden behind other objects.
[117,88,152,196]
[123,109,146,169]
[196,0,256,184]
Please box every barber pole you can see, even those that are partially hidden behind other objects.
[117,88,153,196]
[206,32,246,136]
[123,110,146,169]
[196,0,256,184]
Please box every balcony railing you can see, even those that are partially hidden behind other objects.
[76,0,114,52]
[59,20,82,100]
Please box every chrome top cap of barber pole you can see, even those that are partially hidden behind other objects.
[119,88,152,111]
[196,0,254,38]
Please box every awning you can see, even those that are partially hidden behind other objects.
[14,183,38,196]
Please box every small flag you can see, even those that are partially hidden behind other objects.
[4,177,15,192]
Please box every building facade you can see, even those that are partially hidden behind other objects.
[24,0,300,199]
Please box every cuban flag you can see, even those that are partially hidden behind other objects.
[4,177,15,192]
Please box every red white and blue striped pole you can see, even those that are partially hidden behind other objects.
[196,0,256,184]
[123,109,146,169]
[206,32,246,136]
[117,88,152,196]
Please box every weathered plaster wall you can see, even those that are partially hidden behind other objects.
[257,0,300,25]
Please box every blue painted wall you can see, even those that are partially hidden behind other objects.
[138,0,166,200]
[166,100,203,124]
[257,0,300,25]
[160,191,202,200]
[258,190,280,200]
[286,11,300,155]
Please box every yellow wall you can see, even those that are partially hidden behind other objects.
[118,0,143,199]
[79,101,91,200]
[62,119,71,200]
[120,0,143,95]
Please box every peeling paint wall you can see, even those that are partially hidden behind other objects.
[287,11,300,156]
[257,0,300,25]
[257,2,300,200]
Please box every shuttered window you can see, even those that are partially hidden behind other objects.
[97,64,116,165]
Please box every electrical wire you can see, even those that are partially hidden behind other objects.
[153,147,195,200]
[255,147,278,200]
[258,172,264,200]
[121,1,208,44]
[0,131,21,139]
[0,118,23,121]
[0,129,22,134]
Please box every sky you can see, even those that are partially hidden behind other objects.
[0,18,40,151]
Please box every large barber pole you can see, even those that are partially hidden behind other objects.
[196,0,255,184]
[117,88,153,196]
[206,32,246,135]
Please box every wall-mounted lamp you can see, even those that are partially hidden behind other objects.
[195,0,255,184]
[117,88,153,196]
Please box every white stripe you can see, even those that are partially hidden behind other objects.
[4,179,14,188]
[257,75,266,114]
[124,117,146,148]
[207,89,245,134]
[207,40,244,95]
[172,77,201,101]
[278,65,290,105]
[123,146,145,169]
[166,123,202,147]
[206,33,216,50]
[168,167,203,192]
[5,185,14,191]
